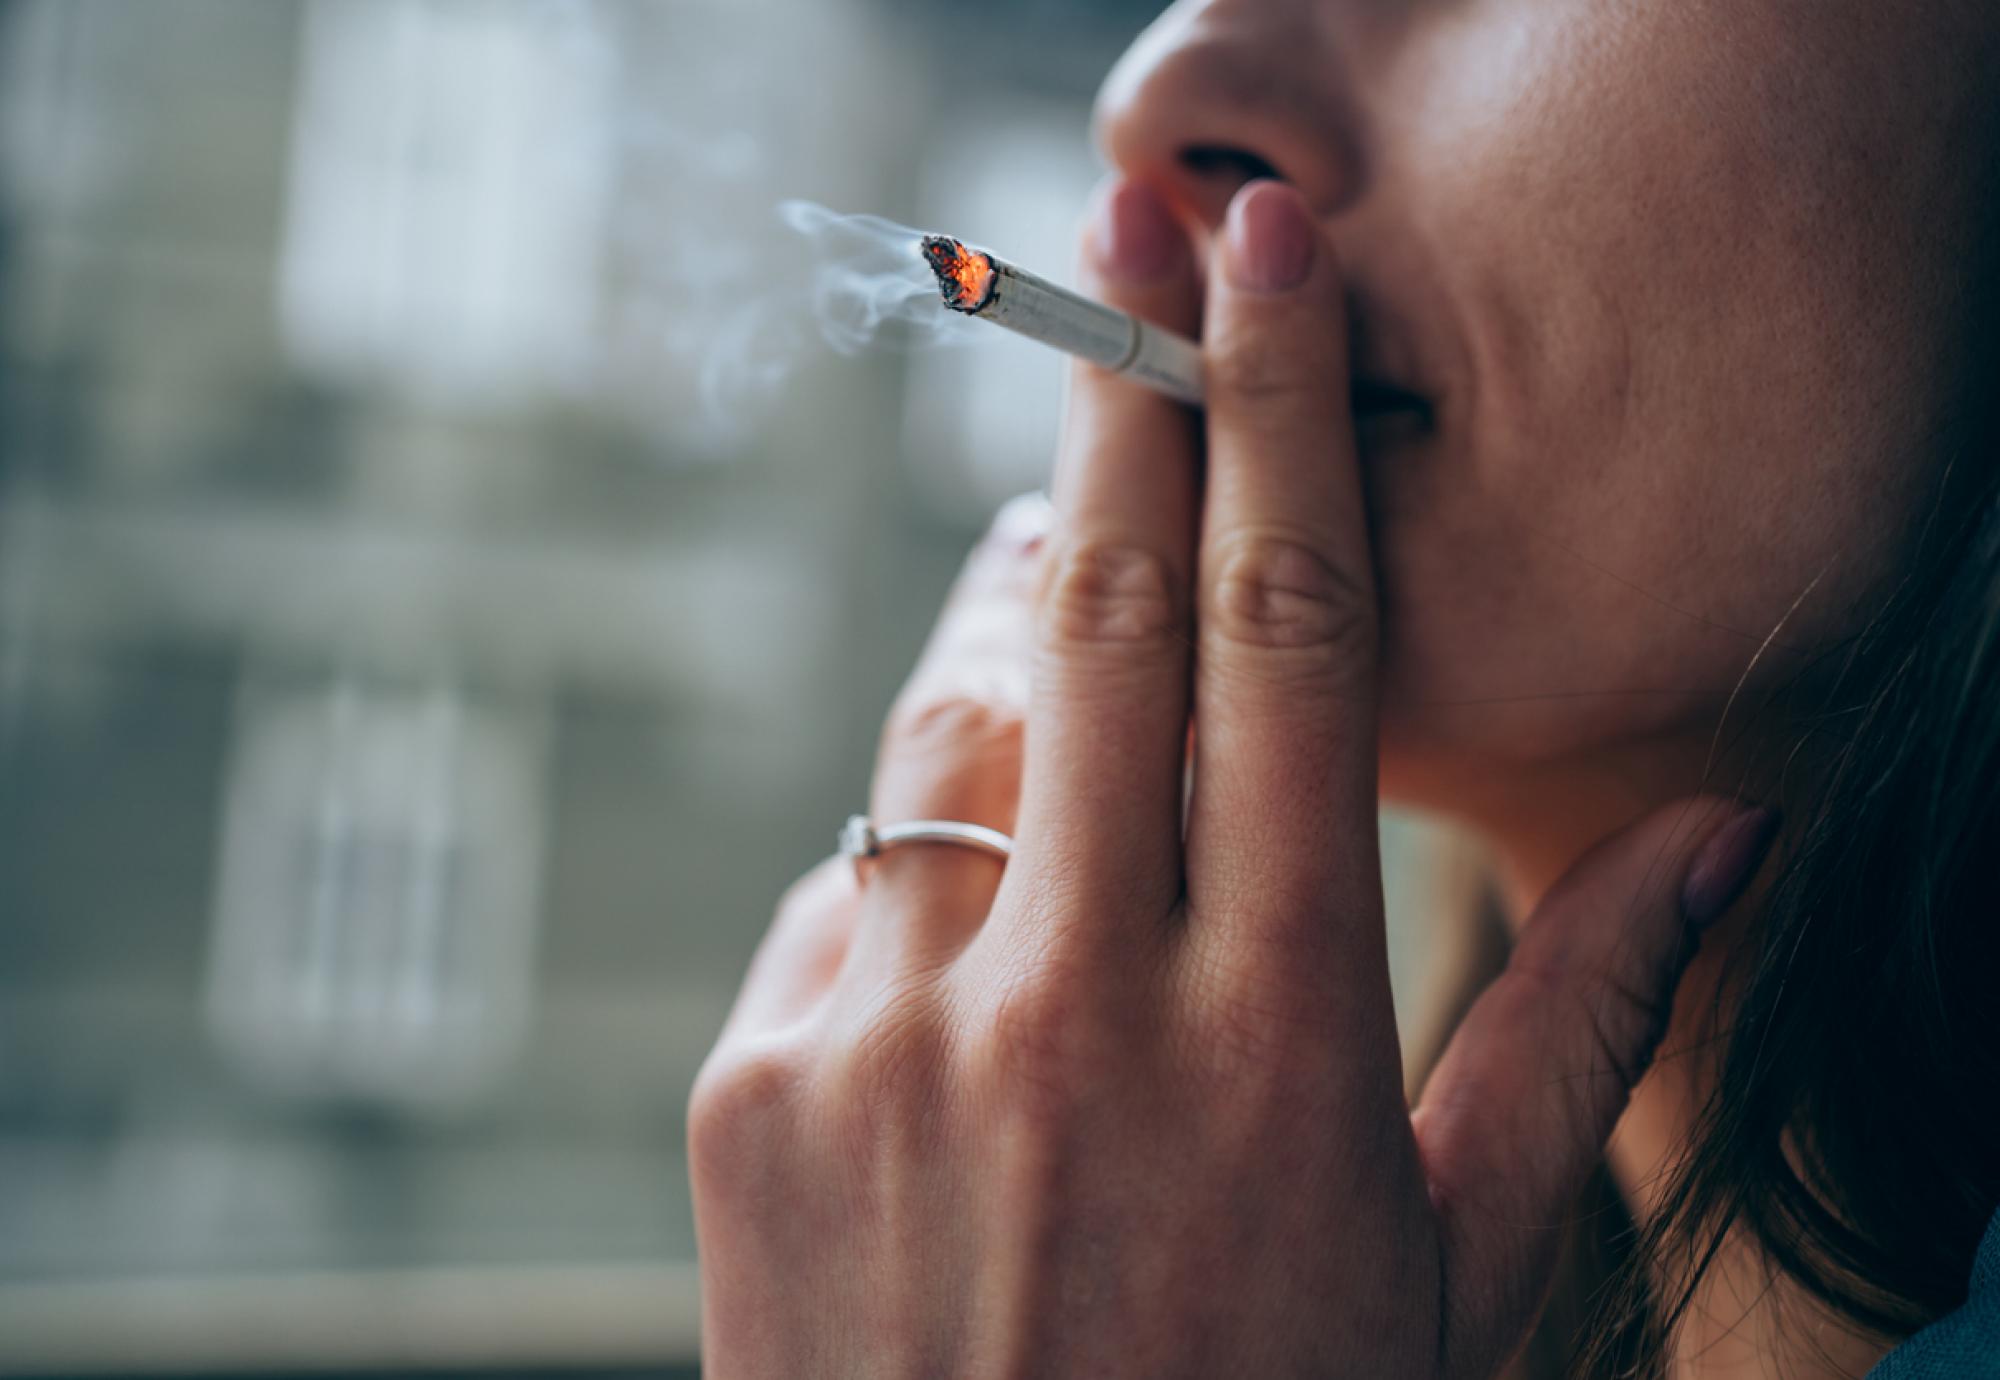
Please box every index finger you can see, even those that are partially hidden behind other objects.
[1004,177,1203,930]
[1183,183,1386,982]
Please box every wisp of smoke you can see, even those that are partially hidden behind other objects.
[698,201,976,437]
[776,201,975,354]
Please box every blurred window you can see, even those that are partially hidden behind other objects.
[279,1,612,405]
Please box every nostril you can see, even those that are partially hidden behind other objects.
[1181,146,1282,186]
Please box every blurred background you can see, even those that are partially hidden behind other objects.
[0,1,1456,1373]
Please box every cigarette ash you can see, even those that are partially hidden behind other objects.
[921,235,999,315]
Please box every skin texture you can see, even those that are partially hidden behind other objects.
[693,184,1773,1378]
[691,2,1997,1375]
[1097,6,1993,1372]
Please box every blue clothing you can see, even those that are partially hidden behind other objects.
[1868,1209,2000,1377]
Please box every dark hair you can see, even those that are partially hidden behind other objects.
[1576,421,2000,1372]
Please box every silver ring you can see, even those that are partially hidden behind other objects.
[839,813,1014,876]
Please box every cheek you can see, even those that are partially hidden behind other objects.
[1362,0,1947,786]
[1364,320,1920,789]
[1364,442,1759,776]
[1354,11,1753,767]
[1367,441,1917,803]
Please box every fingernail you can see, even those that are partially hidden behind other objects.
[985,490,1053,555]
[1680,806,1780,931]
[1092,179,1181,285]
[1225,181,1314,293]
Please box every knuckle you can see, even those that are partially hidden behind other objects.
[1578,971,1672,1086]
[1510,950,1667,1095]
[875,693,1021,824]
[1037,539,1183,651]
[1205,532,1375,659]
[882,693,1023,764]
[687,1045,805,1183]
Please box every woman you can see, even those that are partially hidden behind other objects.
[689,0,2000,1374]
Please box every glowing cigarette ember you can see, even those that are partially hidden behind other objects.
[919,233,1205,405]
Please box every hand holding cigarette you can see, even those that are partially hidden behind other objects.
[691,179,1759,1378]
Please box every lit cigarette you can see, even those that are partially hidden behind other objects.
[921,235,1205,405]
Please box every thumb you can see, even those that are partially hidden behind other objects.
[1411,794,1780,1372]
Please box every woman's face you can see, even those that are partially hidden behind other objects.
[1097,0,1992,805]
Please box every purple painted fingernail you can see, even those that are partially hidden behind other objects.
[1681,807,1780,931]
[1092,179,1182,285]
[1224,181,1314,293]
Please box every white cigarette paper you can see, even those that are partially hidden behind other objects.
[921,235,1206,405]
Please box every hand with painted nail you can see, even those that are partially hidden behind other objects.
[688,180,1779,1379]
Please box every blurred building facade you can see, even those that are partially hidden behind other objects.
[0,0,1166,1370]
[0,2,1454,1373]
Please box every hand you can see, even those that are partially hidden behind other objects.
[689,179,1776,1379]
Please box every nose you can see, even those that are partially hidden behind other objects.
[1093,0,1365,232]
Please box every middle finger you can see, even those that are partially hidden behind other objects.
[1184,182,1386,985]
